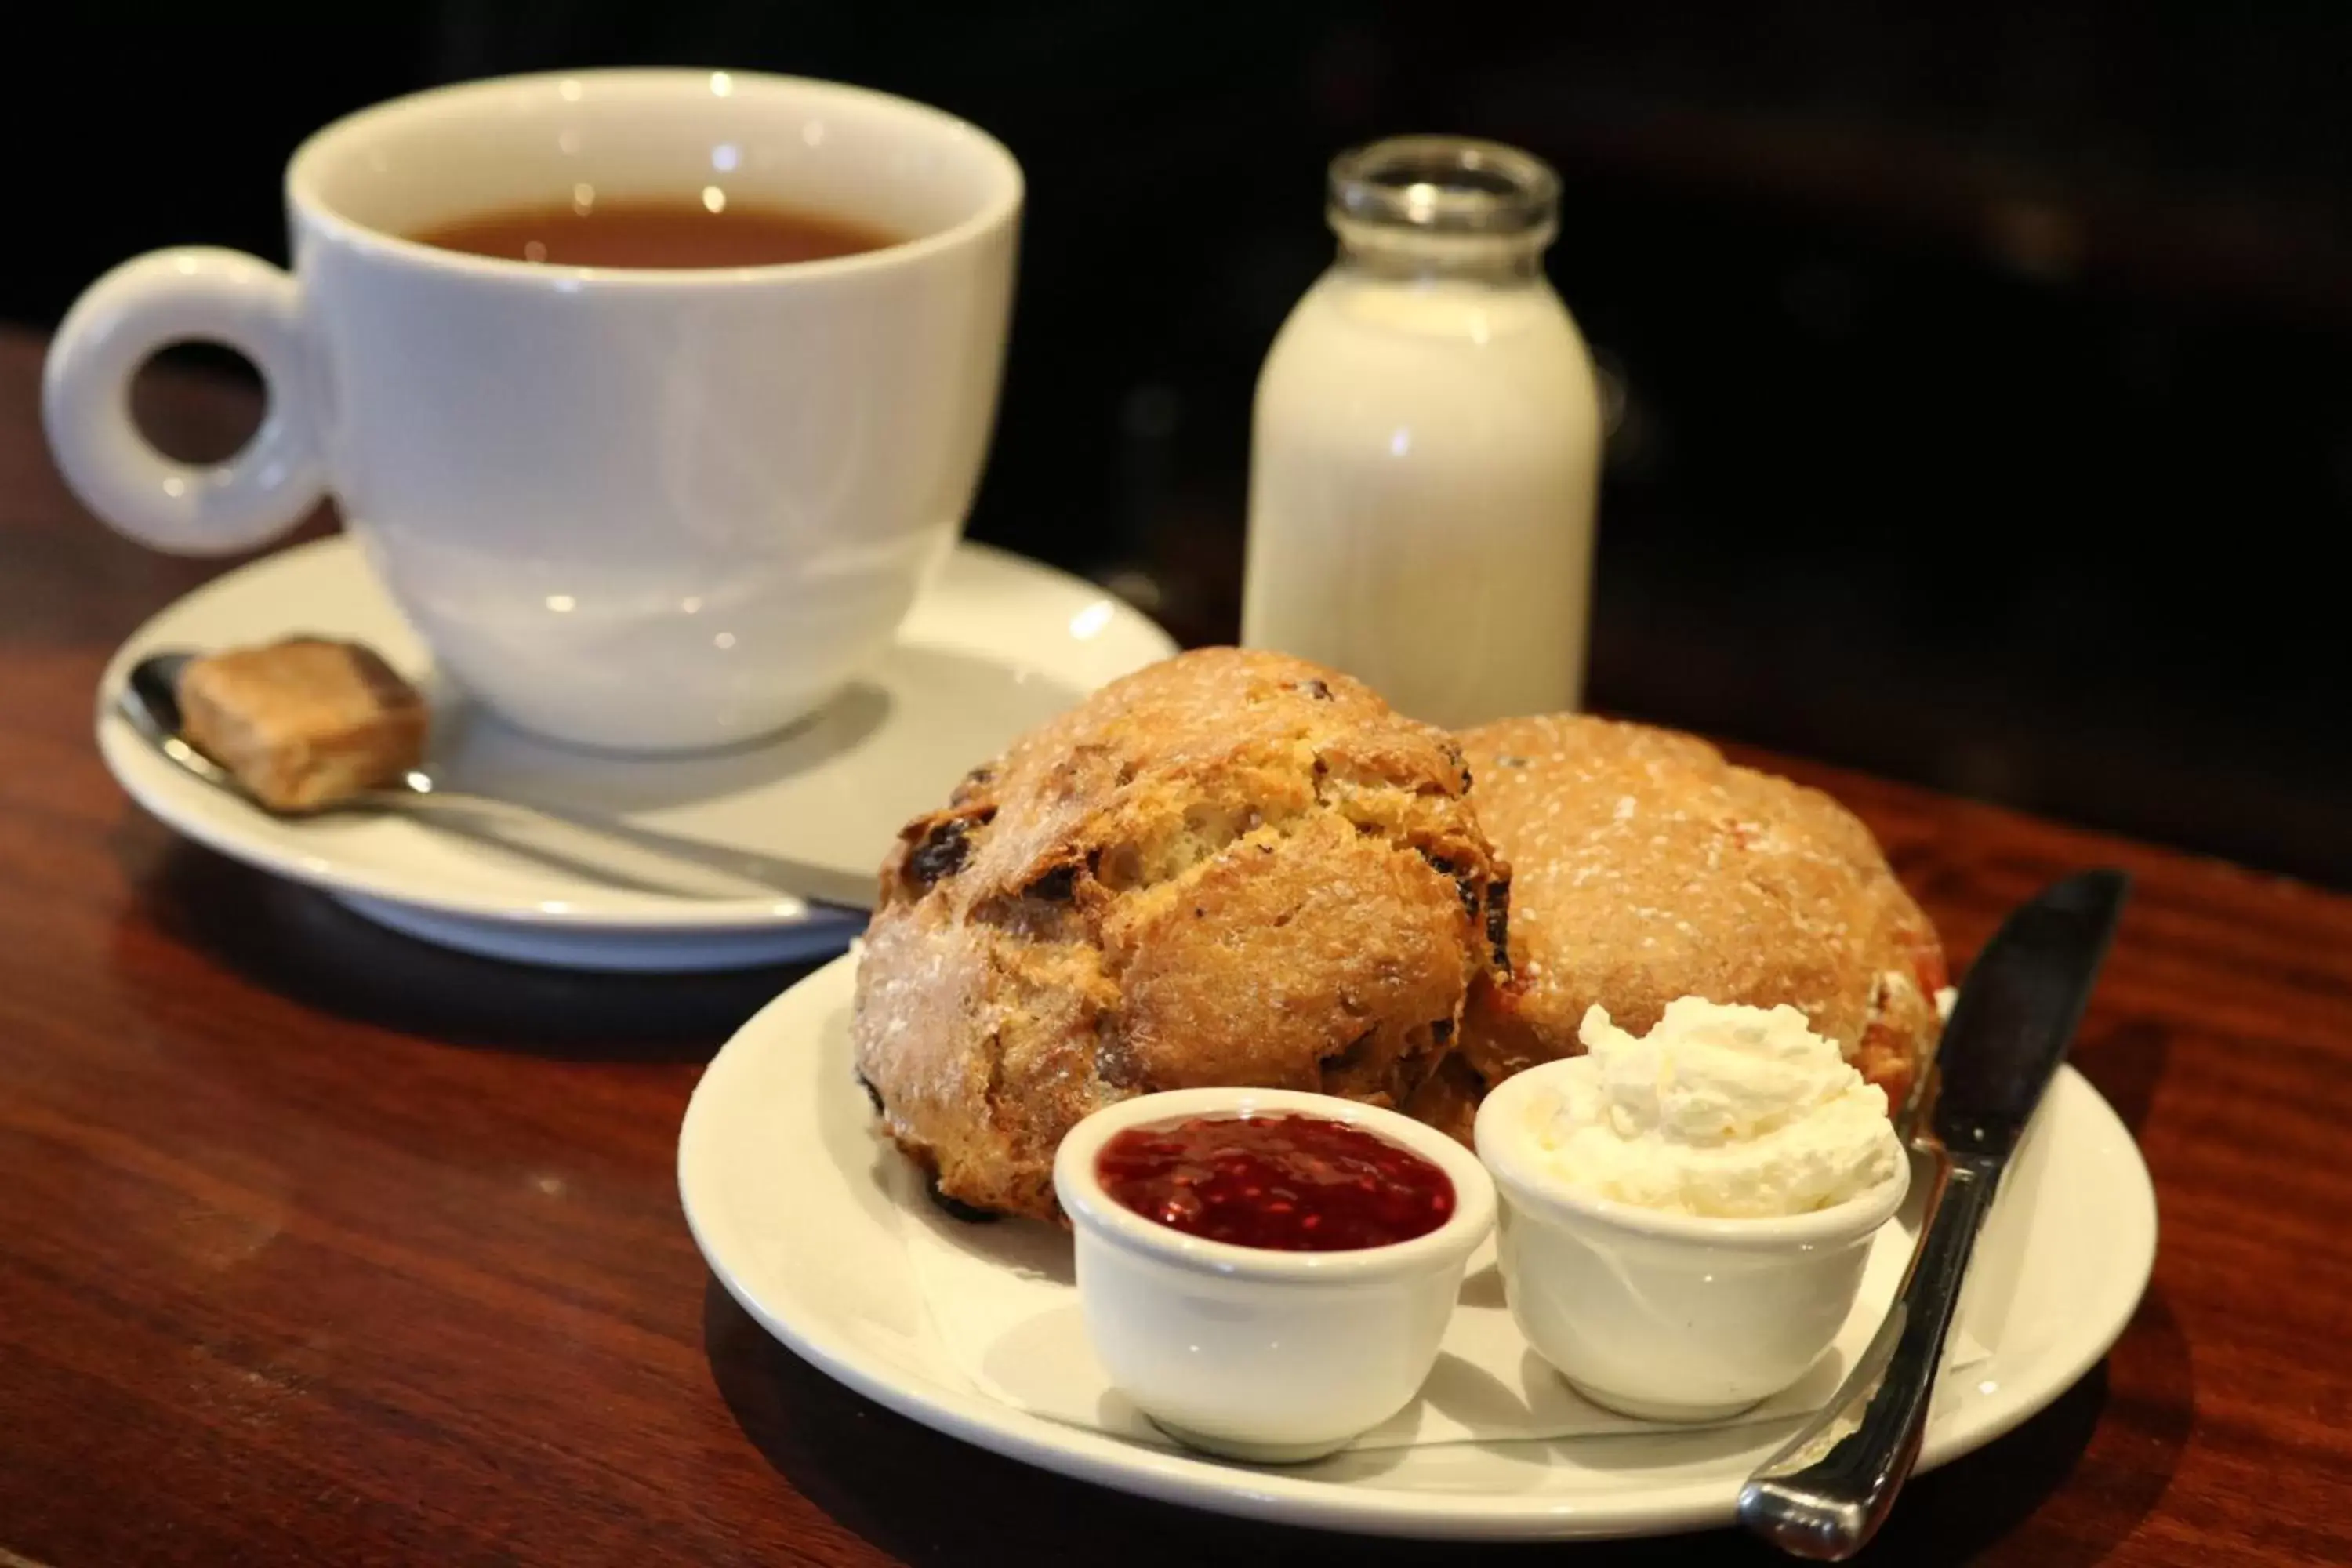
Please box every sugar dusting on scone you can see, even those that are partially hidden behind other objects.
[177,637,428,812]
[851,648,1512,1222]
[1439,713,1946,1135]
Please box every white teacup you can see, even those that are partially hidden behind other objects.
[45,69,1022,752]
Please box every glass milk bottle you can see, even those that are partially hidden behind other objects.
[1243,137,1602,728]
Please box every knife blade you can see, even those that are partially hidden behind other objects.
[1737,868,2131,1560]
[1930,869,2130,1160]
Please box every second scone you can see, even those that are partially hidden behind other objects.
[852,648,1512,1221]
[1443,713,1948,1134]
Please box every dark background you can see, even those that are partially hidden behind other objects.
[10,4,2347,885]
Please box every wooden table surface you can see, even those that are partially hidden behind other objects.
[2,323,2347,1566]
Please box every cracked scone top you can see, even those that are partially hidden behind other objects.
[852,648,1512,1221]
[1443,713,1947,1133]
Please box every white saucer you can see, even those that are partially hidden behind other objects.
[98,535,1174,971]
[680,956,2160,1541]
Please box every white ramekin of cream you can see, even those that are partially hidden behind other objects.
[1474,997,1910,1422]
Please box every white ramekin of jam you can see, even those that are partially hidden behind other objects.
[1051,1087,1496,1463]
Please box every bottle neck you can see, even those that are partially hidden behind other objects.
[1334,225,1549,286]
[1323,136,1560,288]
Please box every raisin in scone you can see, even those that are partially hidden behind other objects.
[1434,713,1946,1136]
[852,648,1512,1221]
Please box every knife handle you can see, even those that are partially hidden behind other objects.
[1737,1153,2005,1560]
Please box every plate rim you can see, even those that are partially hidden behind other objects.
[96,535,1174,933]
[679,956,2160,1541]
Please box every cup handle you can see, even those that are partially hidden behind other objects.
[42,246,326,556]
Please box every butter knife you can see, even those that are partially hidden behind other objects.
[1737,868,2131,1559]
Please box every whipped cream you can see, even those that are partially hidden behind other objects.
[1516,998,1900,1218]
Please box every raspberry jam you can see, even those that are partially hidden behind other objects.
[1095,1112,1455,1251]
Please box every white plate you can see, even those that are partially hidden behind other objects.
[97,536,1174,971]
[680,956,2159,1541]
